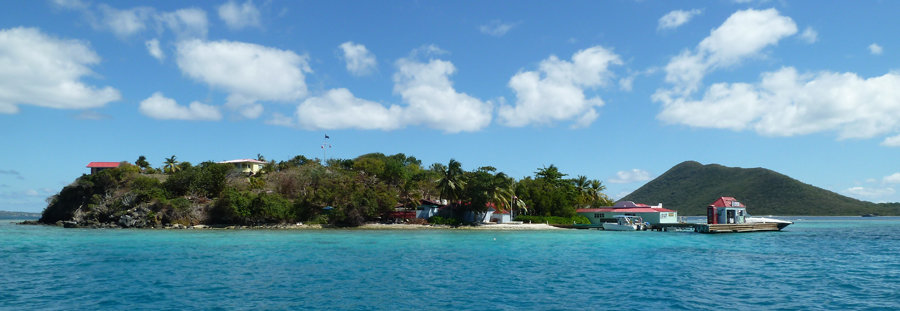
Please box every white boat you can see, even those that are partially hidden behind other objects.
[602,215,648,231]
[744,215,793,230]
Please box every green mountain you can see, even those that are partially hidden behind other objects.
[621,161,900,216]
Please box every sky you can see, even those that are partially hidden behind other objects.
[2,0,900,213]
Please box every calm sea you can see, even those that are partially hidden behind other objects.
[2,217,898,310]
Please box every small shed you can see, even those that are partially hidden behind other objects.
[416,199,444,219]
[490,210,512,223]
[707,197,747,224]
[86,162,122,174]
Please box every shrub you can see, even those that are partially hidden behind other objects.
[208,188,253,224]
[249,192,293,223]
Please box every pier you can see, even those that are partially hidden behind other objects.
[553,222,787,233]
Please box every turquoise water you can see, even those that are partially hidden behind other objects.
[2,217,899,310]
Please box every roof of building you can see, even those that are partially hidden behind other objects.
[86,162,122,168]
[218,159,267,164]
[709,197,745,208]
[576,207,676,213]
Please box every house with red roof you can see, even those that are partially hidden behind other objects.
[489,209,512,223]
[707,197,747,224]
[576,201,678,225]
[86,162,122,174]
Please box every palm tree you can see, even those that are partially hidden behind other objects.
[487,172,514,212]
[590,180,614,206]
[437,159,465,203]
[163,155,179,174]
[573,175,591,204]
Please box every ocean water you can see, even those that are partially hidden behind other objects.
[2,217,899,310]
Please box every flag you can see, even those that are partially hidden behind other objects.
[325,134,330,139]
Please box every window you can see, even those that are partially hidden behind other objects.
[594,213,602,218]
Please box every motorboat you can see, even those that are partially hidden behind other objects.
[602,215,648,231]
[744,215,793,230]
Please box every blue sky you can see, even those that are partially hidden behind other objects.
[2,0,900,212]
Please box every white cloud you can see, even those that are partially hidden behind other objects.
[499,46,622,127]
[0,27,120,114]
[145,38,164,61]
[339,41,377,76]
[869,43,883,55]
[655,9,900,143]
[218,0,261,30]
[658,9,702,30]
[265,112,295,127]
[845,186,895,198]
[480,20,518,37]
[138,92,221,121]
[609,169,653,184]
[297,88,403,130]
[884,173,900,184]
[697,8,796,68]
[51,0,88,10]
[80,4,208,39]
[393,57,492,132]
[97,4,155,38]
[175,39,310,119]
[658,67,900,139]
[882,134,900,147]
[157,8,209,39]
[800,26,818,43]
[286,51,490,132]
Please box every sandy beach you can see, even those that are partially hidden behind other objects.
[356,223,562,230]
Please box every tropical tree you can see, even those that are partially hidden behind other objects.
[590,179,614,206]
[437,159,465,203]
[536,165,567,185]
[163,155,179,174]
[488,172,514,212]
[135,155,150,171]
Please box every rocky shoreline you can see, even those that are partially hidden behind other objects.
[17,220,561,231]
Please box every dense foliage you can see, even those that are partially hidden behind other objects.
[40,153,614,227]
[622,161,900,216]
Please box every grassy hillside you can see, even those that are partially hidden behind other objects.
[621,161,900,216]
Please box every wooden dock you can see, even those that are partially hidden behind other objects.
[652,222,787,233]
[554,222,789,233]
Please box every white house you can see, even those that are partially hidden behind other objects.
[218,159,267,174]
[490,210,512,223]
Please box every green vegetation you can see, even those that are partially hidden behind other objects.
[40,153,613,228]
[622,161,900,216]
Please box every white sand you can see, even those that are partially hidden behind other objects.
[357,223,561,230]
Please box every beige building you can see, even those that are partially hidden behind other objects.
[218,159,267,174]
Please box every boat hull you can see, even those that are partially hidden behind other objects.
[601,223,637,231]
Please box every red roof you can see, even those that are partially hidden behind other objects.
[709,197,745,208]
[577,207,676,213]
[86,162,122,168]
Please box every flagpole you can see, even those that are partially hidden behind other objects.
[322,133,331,163]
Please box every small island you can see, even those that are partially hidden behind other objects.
[35,153,611,229]
[32,155,899,230]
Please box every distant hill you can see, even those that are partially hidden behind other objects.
[0,210,41,219]
[621,161,900,216]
